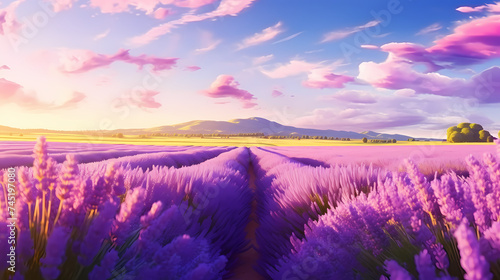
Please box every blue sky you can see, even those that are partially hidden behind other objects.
[0,0,499,138]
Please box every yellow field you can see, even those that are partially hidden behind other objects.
[0,132,494,147]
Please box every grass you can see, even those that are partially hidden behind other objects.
[0,132,495,147]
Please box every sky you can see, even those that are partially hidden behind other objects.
[0,0,500,138]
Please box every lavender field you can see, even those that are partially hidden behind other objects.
[1,137,499,280]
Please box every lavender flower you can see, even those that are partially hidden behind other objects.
[88,250,119,280]
[40,226,71,280]
[404,159,439,218]
[415,250,437,280]
[79,200,118,266]
[17,167,37,205]
[383,260,412,280]
[56,154,79,201]
[465,155,492,232]
[454,220,492,280]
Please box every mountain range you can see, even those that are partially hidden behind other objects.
[0,117,442,141]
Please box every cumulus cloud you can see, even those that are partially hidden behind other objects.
[0,65,10,70]
[237,22,284,50]
[153,7,170,19]
[0,78,86,110]
[321,20,381,43]
[46,0,78,12]
[202,75,257,108]
[0,0,24,35]
[302,68,354,89]
[58,48,178,73]
[358,53,500,103]
[262,59,353,89]
[378,15,500,70]
[115,90,163,109]
[416,23,442,35]
[129,0,256,46]
[260,60,322,79]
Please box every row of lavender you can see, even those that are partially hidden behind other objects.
[0,137,252,279]
[250,145,500,279]
[0,140,232,169]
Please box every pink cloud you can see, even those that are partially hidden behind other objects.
[115,90,162,109]
[185,65,201,71]
[57,91,87,109]
[0,0,24,35]
[0,65,10,70]
[130,90,162,108]
[237,22,284,50]
[58,48,178,73]
[427,15,500,65]
[321,20,381,42]
[260,60,321,79]
[129,0,256,46]
[360,44,379,50]
[153,7,170,19]
[47,0,78,12]
[378,15,500,69]
[457,2,500,13]
[271,89,283,97]
[302,70,354,89]
[416,23,442,35]
[173,0,218,8]
[0,78,86,110]
[202,75,257,108]
[90,0,218,14]
[358,52,500,103]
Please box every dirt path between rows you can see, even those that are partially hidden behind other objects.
[230,162,265,280]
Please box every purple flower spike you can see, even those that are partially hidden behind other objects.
[454,220,492,280]
[415,250,437,280]
[384,260,412,280]
[88,250,119,280]
[40,226,71,280]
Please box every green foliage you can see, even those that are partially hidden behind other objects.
[449,131,465,143]
[479,130,491,142]
[362,137,368,143]
[392,139,397,143]
[469,123,483,131]
[487,135,494,142]
[447,123,492,143]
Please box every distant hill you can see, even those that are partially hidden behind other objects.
[0,117,442,141]
[113,117,439,141]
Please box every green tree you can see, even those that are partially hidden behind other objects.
[362,137,368,143]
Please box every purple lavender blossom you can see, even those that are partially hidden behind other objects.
[40,226,71,280]
[56,154,79,201]
[404,159,440,218]
[384,260,412,280]
[415,250,438,280]
[465,155,493,232]
[88,250,119,280]
[454,220,492,280]
[79,200,118,266]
